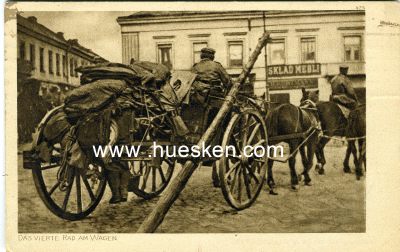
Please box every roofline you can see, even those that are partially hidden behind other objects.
[17,14,107,62]
[117,10,365,25]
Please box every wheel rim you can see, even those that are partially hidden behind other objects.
[130,154,175,199]
[32,145,106,221]
[219,109,267,210]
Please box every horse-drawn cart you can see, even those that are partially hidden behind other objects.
[23,38,271,221]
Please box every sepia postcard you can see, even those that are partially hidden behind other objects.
[4,1,400,252]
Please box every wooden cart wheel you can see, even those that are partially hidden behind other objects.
[32,145,107,221]
[130,154,175,200]
[219,108,268,210]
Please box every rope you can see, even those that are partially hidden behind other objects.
[269,127,318,163]
[320,134,366,141]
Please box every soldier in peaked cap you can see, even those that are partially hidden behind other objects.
[191,47,231,104]
[330,65,359,112]
[192,47,231,88]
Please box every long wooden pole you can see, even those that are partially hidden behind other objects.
[263,11,270,109]
[137,32,271,233]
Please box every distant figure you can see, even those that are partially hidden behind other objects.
[18,79,51,143]
[330,65,359,110]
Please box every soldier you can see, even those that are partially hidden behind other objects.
[330,65,359,110]
[191,47,231,103]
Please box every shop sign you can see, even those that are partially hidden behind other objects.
[268,78,318,90]
[268,63,321,77]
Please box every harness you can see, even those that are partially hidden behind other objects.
[298,99,321,132]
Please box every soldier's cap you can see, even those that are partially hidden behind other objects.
[201,47,216,55]
[339,65,349,70]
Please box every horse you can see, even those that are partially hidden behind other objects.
[314,96,366,180]
[264,88,320,192]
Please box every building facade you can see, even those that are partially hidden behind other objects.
[117,11,365,105]
[17,14,107,104]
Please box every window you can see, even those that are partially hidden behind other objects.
[300,37,316,63]
[193,42,208,64]
[74,59,79,77]
[344,36,362,62]
[270,93,290,109]
[29,44,35,68]
[62,55,67,77]
[39,48,45,72]
[228,41,243,67]
[48,50,53,74]
[70,58,74,77]
[19,40,26,60]
[268,39,285,65]
[157,44,173,69]
[56,53,60,76]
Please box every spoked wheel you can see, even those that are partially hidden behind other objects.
[219,109,268,210]
[130,154,175,200]
[32,145,107,221]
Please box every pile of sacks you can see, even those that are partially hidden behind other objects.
[37,62,172,168]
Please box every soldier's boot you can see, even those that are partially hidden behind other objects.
[119,169,131,202]
[107,171,121,204]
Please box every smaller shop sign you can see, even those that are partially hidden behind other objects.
[268,78,318,90]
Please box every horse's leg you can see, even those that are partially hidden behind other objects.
[212,162,220,188]
[315,137,329,175]
[343,142,352,173]
[289,140,300,191]
[267,159,278,195]
[359,139,366,172]
[303,140,317,186]
[298,145,308,182]
[356,139,365,179]
[348,140,360,180]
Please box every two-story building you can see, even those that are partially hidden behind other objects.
[17,14,107,104]
[117,10,365,105]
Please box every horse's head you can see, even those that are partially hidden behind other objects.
[301,88,319,104]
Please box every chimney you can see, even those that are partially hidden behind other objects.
[56,32,65,39]
[69,39,78,45]
[27,16,37,23]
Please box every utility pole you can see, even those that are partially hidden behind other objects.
[263,11,270,109]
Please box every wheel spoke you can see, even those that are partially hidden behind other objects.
[48,181,60,196]
[241,115,249,147]
[229,164,240,192]
[82,174,96,201]
[225,162,240,180]
[252,139,266,148]
[231,135,241,153]
[62,169,75,212]
[247,123,260,146]
[243,166,252,199]
[237,166,243,203]
[247,164,261,184]
[157,166,166,183]
[76,172,82,214]
[164,158,174,166]
[151,166,157,192]
[140,163,151,191]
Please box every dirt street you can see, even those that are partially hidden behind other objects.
[18,143,365,233]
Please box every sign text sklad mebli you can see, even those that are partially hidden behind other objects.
[268,63,321,77]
